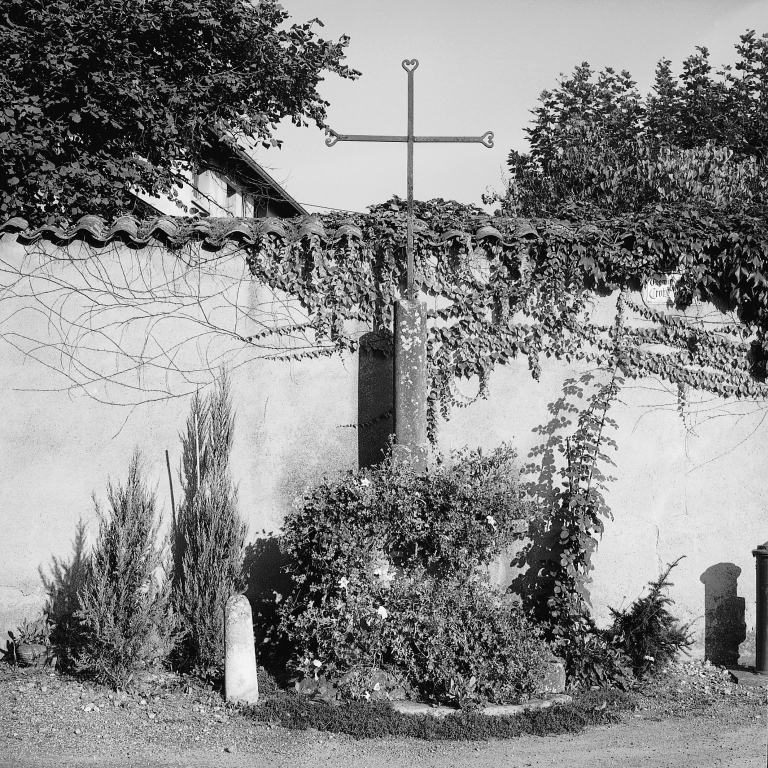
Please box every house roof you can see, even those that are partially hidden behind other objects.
[225,142,308,217]
[135,130,309,219]
[0,214,538,249]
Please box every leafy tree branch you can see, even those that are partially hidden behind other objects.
[0,0,359,225]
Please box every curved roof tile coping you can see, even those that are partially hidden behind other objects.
[0,214,541,249]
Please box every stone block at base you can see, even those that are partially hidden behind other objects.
[480,704,525,716]
[535,658,567,695]
[483,696,572,716]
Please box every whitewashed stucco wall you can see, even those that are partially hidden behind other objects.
[0,233,762,663]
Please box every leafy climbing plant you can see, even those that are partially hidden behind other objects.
[243,193,768,444]
[513,297,629,688]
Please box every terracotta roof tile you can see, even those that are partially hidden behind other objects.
[0,214,540,249]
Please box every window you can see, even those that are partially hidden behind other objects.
[192,170,203,200]
[225,183,239,216]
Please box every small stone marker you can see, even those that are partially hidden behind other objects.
[535,657,567,695]
[224,595,259,705]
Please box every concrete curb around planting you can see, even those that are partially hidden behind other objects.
[391,694,573,718]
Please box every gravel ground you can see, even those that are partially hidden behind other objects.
[0,659,766,768]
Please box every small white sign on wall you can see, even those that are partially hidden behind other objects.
[642,274,681,304]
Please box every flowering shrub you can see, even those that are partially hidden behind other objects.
[279,445,550,707]
[283,444,527,586]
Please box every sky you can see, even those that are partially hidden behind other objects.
[254,0,768,216]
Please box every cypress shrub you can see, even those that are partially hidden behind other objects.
[172,373,247,672]
[75,452,177,687]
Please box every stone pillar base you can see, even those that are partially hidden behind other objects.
[394,299,428,472]
[391,443,429,469]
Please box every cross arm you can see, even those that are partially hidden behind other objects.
[325,128,494,148]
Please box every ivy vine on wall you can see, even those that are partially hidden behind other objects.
[243,196,768,442]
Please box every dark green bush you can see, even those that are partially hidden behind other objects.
[286,566,549,706]
[172,374,247,673]
[559,621,635,692]
[607,557,693,676]
[279,445,550,707]
[75,452,177,687]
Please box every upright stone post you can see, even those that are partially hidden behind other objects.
[752,543,768,674]
[224,595,259,704]
[393,299,428,471]
[325,59,491,477]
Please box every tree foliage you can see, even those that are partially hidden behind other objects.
[6,32,768,424]
[0,0,358,226]
[474,31,768,402]
[497,31,768,218]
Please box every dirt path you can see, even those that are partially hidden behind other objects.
[2,713,766,768]
[1,663,766,768]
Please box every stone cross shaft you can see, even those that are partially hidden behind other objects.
[326,59,493,300]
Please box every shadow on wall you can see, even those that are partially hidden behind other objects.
[38,519,90,644]
[700,563,746,667]
[358,332,394,470]
[241,536,293,668]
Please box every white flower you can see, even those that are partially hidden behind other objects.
[313,659,322,668]
[376,606,389,620]
[486,515,497,529]
[644,655,655,662]
[359,478,371,487]
[373,564,395,583]
[363,691,371,701]
[273,591,283,604]
[339,576,349,590]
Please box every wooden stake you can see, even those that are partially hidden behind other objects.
[165,449,176,528]
[194,412,200,492]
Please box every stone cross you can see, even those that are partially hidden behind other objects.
[326,58,493,300]
[327,60,493,469]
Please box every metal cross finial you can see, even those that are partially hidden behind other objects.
[326,59,493,300]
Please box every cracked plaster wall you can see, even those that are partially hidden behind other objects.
[0,235,762,662]
[0,237,359,643]
[437,300,764,662]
